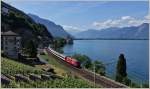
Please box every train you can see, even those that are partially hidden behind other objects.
[46,47,81,68]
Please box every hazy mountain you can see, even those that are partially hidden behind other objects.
[28,14,71,38]
[74,23,149,39]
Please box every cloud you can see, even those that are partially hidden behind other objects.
[62,25,84,33]
[121,16,133,20]
[92,15,148,29]
[145,14,150,20]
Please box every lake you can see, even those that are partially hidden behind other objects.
[63,40,149,83]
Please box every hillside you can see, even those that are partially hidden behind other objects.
[74,23,149,39]
[1,57,97,88]
[28,14,71,38]
[1,57,44,76]
[1,1,53,48]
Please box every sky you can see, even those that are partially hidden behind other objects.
[3,0,149,33]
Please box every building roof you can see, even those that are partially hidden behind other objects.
[1,30,19,36]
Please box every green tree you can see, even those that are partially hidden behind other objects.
[72,54,89,64]
[122,77,131,86]
[116,54,127,82]
[51,38,66,50]
[93,60,106,76]
[72,54,93,69]
[142,83,149,88]
[9,12,30,29]
[25,40,37,57]
[83,59,93,69]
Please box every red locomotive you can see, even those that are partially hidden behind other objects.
[64,56,81,68]
[46,47,81,68]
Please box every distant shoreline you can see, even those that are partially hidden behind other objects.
[73,38,149,40]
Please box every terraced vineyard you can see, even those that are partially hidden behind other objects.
[1,57,98,88]
[2,77,96,88]
[1,57,44,76]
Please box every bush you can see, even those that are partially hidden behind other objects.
[24,40,37,57]
[51,38,67,50]
[40,52,45,55]
[1,52,6,57]
[72,54,92,68]
[72,54,106,76]
[130,82,140,88]
[142,83,149,88]
[72,54,89,63]
[93,60,106,76]
[122,77,131,86]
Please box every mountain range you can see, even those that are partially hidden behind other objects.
[73,23,149,39]
[28,14,71,38]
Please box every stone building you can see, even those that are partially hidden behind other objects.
[1,31,21,59]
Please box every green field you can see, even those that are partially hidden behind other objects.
[39,53,73,77]
[40,54,70,70]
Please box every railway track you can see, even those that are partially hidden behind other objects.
[46,48,128,88]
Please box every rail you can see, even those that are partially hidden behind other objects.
[46,47,128,88]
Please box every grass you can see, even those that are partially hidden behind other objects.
[39,53,72,77]
[40,54,68,69]
[2,77,97,88]
[1,57,44,76]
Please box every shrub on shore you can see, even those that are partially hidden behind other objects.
[72,54,106,76]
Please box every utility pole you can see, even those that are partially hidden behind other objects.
[94,63,96,87]
[140,80,142,88]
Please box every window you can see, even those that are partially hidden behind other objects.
[14,37,18,45]
[14,41,16,45]
[9,39,13,43]
[5,37,8,40]
[5,41,8,45]
[14,47,16,50]
[5,47,7,50]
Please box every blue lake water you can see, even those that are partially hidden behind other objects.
[63,40,149,83]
